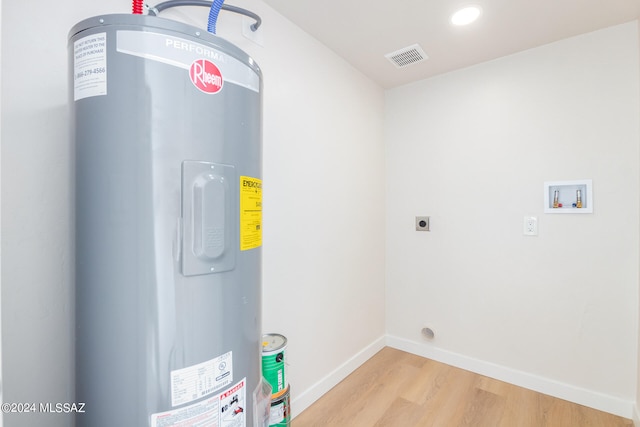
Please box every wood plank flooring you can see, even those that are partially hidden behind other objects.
[292,347,633,427]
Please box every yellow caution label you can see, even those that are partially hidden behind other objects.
[240,176,262,251]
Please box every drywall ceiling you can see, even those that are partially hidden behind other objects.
[262,0,640,89]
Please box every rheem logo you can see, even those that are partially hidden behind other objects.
[190,59,223,94]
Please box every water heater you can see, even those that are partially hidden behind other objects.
[69,14,262,426]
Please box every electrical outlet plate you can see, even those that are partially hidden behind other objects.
[523,216,538,236]
[416,216,430,231]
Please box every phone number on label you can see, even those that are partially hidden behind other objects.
[1,402,86,413]
[75,68,106,79]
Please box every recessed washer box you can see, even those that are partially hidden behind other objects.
[544,179,593,213]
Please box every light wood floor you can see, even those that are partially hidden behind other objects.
[292,347,633,427]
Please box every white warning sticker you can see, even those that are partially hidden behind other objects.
[151,378,246,427]
[219,380,246,427]
[152,396,219,427]
[171,351,233,407]
[73,33,107,101]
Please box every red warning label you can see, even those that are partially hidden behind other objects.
[190,59,224,94]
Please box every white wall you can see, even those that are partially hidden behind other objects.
[2,1,123,426]
[1,0,385,425]
[637,243,640,425]
[210,0,387,416]
[385,21,640,418]
[0,1,3,425]
[636,25,640,426]
[636,20,640,427]
[636,295,640,424]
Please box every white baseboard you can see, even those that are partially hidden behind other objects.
[633,403,639,427]
[289,335,386,419]
[386,335,635,420]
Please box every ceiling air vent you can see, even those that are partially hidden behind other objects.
[385,44,428,68]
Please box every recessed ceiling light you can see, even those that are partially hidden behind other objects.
[450,6,482,26]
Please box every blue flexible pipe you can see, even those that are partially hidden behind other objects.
[207,0,225,34]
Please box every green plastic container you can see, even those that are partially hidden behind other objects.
[262,334,287,396]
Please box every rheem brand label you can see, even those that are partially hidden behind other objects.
[117,31,260,93]
[190,59,224,94]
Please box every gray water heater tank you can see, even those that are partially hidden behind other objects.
[69,14,262,427]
